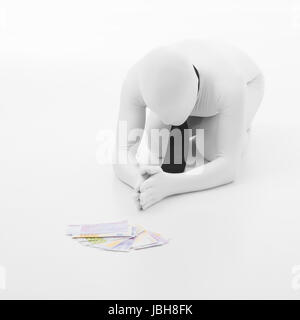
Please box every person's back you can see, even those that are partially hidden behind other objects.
[170,38,262,83]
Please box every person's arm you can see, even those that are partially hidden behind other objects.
[137,81,246,209]
[113,67,146,188]
[172,90,245,194]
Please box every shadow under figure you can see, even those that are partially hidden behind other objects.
[114,38,265,210]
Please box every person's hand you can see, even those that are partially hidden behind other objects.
[135,165,175,210]
[133,165,161,210]
[133,172,147,210]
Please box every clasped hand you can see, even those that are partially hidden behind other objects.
[134,165,178,210]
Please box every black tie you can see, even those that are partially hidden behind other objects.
[161,120,189,173]
[161,65,199,174]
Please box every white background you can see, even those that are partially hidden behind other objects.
[1,0,300,299]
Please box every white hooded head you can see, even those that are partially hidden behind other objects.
[139,47,198,125]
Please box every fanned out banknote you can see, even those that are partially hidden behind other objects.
[66,221,168,252]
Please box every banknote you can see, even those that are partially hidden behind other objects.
[132,231,159,249]
[77,237,123,246]
[66,221,134,238]
[94,238,135,252]
[67,222,168,252]
[148,231,169,246]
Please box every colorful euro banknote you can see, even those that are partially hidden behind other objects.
[66,221,168,252]
[66,220,134,238]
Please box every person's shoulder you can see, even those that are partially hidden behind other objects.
[121,62,145,107]
[122,61,140,84]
